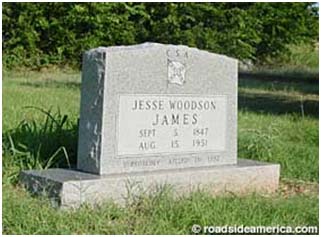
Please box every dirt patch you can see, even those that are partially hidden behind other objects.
[279,179,318,197]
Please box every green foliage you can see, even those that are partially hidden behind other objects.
[261,43,319,70]
[2,2,318,69]
[2,107,77,183]
[252,3,319,63]
[3,184,318,234]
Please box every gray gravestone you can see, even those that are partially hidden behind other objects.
[20,43,280,208]
[77,43,237,175]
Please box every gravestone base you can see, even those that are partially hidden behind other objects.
[20,159,280,209]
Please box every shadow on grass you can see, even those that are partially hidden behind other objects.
[239,69,319,84]
[239,91,319,118]
[2,107,78,182]
[239,78,319,95]
[18,80,80,90]
[239,74,319,117]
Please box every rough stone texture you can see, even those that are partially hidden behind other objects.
[78,43,238,175]
[20,159,280,209]
[78,48,106,174]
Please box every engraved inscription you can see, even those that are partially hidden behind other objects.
[117,95,227,156]
[123,159,161,168]
[121,155,221,169]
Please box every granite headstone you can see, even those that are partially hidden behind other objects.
[20,43,280,208]
[77,43,237,175]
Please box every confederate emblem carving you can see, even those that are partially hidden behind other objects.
[167,60,186,85]
[166,48,188,86]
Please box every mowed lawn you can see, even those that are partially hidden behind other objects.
[2,70,319,234]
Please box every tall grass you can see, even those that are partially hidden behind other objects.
[2,107,77,183]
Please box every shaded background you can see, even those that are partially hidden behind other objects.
[2,2,318,69]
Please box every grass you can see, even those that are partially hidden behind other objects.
[238,78,318,182]
[2,69,319,234]
[240,43,319,82]
[278,43,319,70]
[2,183,318,235]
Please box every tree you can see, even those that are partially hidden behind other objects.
[2,2,318,68]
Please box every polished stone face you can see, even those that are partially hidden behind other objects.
[77,43,238,175]
[117,95,227,156]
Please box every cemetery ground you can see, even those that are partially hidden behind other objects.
[2,68,318,234]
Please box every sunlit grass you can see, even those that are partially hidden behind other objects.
[2,69,319,234]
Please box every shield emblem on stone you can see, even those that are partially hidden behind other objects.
[168,60,186,85]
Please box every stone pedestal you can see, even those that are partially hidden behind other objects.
[20,159,280,209]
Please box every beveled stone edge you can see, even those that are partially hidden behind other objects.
[20,158,280,209]
[86,42,238,63]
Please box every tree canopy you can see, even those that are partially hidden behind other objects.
[2,2,318,69]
